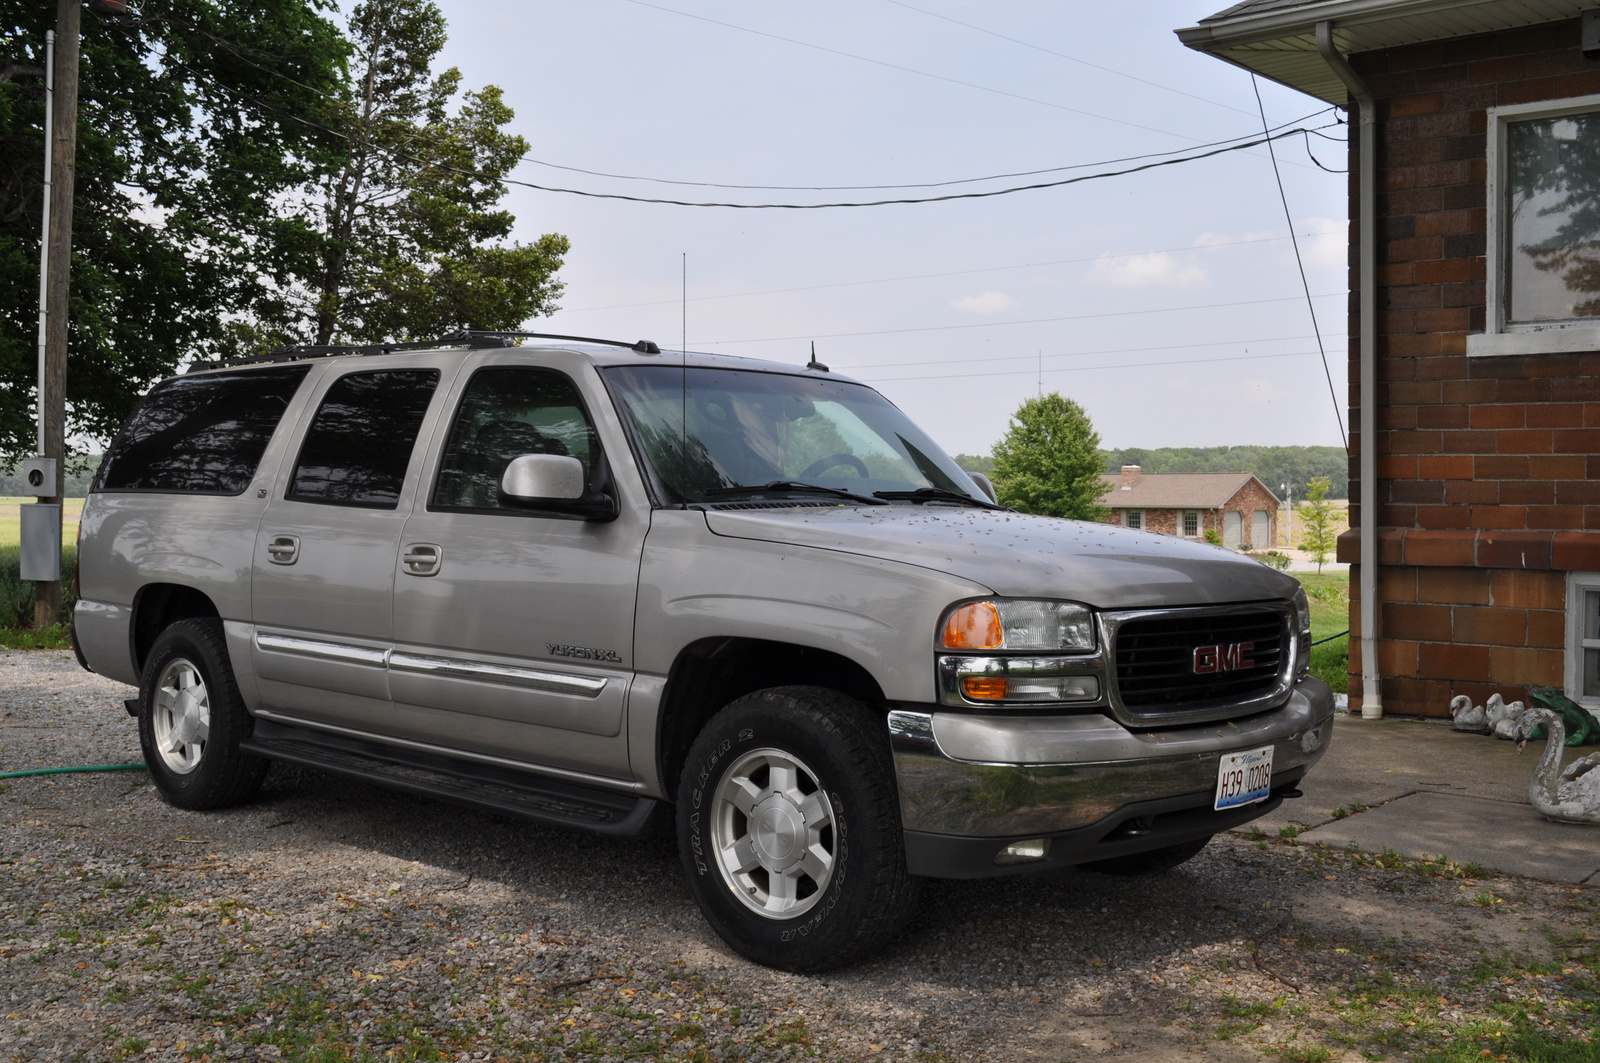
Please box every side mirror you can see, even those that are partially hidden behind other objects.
[499,454,618,521]
[968,472,998,504]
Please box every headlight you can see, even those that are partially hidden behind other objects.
[1291,586,1312,679]
[941,599,1096,653]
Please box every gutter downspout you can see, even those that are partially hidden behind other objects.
[1316,21,1382,719]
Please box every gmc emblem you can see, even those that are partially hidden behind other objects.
[1193,641,1256,674]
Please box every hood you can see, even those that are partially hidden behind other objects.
[702,505,1299,609]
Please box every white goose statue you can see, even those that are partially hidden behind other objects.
[1449,695,1489,734]
[1514,707,1600,825]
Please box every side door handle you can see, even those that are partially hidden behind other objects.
[402,543,442,577]
[265,534,300,565]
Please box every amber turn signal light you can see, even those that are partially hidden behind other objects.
[960,676,1009,700]
[943,602,1003,649]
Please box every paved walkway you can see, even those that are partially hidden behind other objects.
[1243,713,1600,884]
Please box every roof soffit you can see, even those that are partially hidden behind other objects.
[1177,0,1592,103]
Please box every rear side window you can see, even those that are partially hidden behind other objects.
[94,365,310,494]
[288,369,440,509]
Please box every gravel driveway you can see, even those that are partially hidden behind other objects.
[3,650,1596,1062]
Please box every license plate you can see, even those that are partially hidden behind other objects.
[1215,745,1274,810]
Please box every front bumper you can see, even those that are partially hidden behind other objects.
[888,678,1334,878]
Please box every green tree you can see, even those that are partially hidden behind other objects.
[281,0,567,346]
[989,392,1105,520]
[0,0,348,461]
[1299,476,1339,574]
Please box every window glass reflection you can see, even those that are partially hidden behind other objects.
[289,370,440,508]
[1507,111,1600,324]
[432,369,597,510]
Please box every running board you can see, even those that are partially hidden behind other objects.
[241,720,662,838]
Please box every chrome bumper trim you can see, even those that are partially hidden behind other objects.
[887,679,1334,837]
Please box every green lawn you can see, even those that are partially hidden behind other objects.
[1295,570,1350,694]
[0,496,83,548]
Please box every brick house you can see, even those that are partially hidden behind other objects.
[1180,1,1600,718]
[1099,465,1281,547]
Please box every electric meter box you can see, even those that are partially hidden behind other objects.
[21,456,57,497]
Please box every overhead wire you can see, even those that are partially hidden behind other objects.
[1252,74,1348,450]
[853,348,1330,384]
[877,0,1263,118]
[840,333,1345,372]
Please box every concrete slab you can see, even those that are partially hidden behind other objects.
[1299,791,1600,884]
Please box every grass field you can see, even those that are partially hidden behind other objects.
[0,496,84,548]
[0,498,81,649]
[1296,570,1350,694]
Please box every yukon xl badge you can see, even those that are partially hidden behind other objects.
[547,643,623,664]
[1192,642,1255,674]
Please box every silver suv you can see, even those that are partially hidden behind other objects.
[72,332,1333,971]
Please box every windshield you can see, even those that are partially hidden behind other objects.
[603,365,985,505]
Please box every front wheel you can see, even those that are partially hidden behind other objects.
[677,686,920,972]
[139,618,268,810]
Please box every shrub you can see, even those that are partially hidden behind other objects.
[0,544,78,628]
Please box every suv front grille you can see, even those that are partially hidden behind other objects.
[1105,605,1291,724]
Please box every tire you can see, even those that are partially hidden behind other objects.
[676,686,921,972]
[1081,835,1211,876]
[138,618,268,810]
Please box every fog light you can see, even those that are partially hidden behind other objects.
[995,838,1050,865]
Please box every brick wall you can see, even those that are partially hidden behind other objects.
[1341,17,1600,715]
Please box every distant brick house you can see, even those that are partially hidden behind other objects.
[1100,466,1281,547]
[1180,1,1600,718]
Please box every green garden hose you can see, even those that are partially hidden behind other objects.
[0,763,146,779]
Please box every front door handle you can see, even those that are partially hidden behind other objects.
[402,543,442,577]
[266,534,300,565]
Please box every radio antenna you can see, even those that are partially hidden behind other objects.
[680,252,688,507]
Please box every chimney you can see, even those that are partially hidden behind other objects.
[1120,465,1142,489]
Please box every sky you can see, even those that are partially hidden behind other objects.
[426,1,1350,458]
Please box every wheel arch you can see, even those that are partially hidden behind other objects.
[131,583,222,675]
[656,636,886,797]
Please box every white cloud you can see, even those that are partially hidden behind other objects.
[1192,229,1276,250]
[950,290,1020,315]
[1089,250,1208,289]
[1301,216,1348,269]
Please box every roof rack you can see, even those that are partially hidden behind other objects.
[187,330,662,372]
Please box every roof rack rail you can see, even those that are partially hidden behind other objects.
[187,330,662,372]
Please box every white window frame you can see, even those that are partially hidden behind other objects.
[1470,93,1600,358]
[1566,572,1600,711]
[1125,510,1142,530]
[1182,510,1200,537]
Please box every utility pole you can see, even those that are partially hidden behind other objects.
[36,0,81,628]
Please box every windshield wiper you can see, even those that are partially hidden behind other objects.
[702,481,887,505]
[873,487,1004,510]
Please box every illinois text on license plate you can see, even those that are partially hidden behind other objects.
[1214,745,1274,810]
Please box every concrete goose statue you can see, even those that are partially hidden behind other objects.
[1449,695,1489,734]
[1514,707,1600,825]
[1486,693,1530,741]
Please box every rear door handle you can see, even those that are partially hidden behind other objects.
[265,534,300,565]
[402,543,442,577]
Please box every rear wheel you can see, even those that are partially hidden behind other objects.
[677,686,920,972]
[1081,835,1211,876]
[139,618,267,810]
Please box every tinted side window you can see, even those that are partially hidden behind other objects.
[95,366,311,494]
[432,368,597,510]
[288,369,440,509]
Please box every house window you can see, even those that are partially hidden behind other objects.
[1182,511,1199,537]
[1566,573,1600,710]
[1126,510,1142,531]
[1471,93,1600,357]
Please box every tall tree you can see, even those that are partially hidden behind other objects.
[989,392,1105,520]
[283,0,567,346]
[0,0,348,462]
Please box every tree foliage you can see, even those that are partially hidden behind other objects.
[990,392,1105,520]
[0,0,348,462]
[273,0,568,347]
[1102,445,1348,499]
[1298,475,1340,574]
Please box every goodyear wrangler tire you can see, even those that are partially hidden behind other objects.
[676,686,921,972]
[139,618,268,811]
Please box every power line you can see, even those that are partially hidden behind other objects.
[518,107,1335,192]
[696,292,1343,346]
[854,348,1328,384]
[840,333,1344,372]
[557,232,1326,313]
[1253,75,1347,450]
[618,0,1221,143]
[878,0,1262,118]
